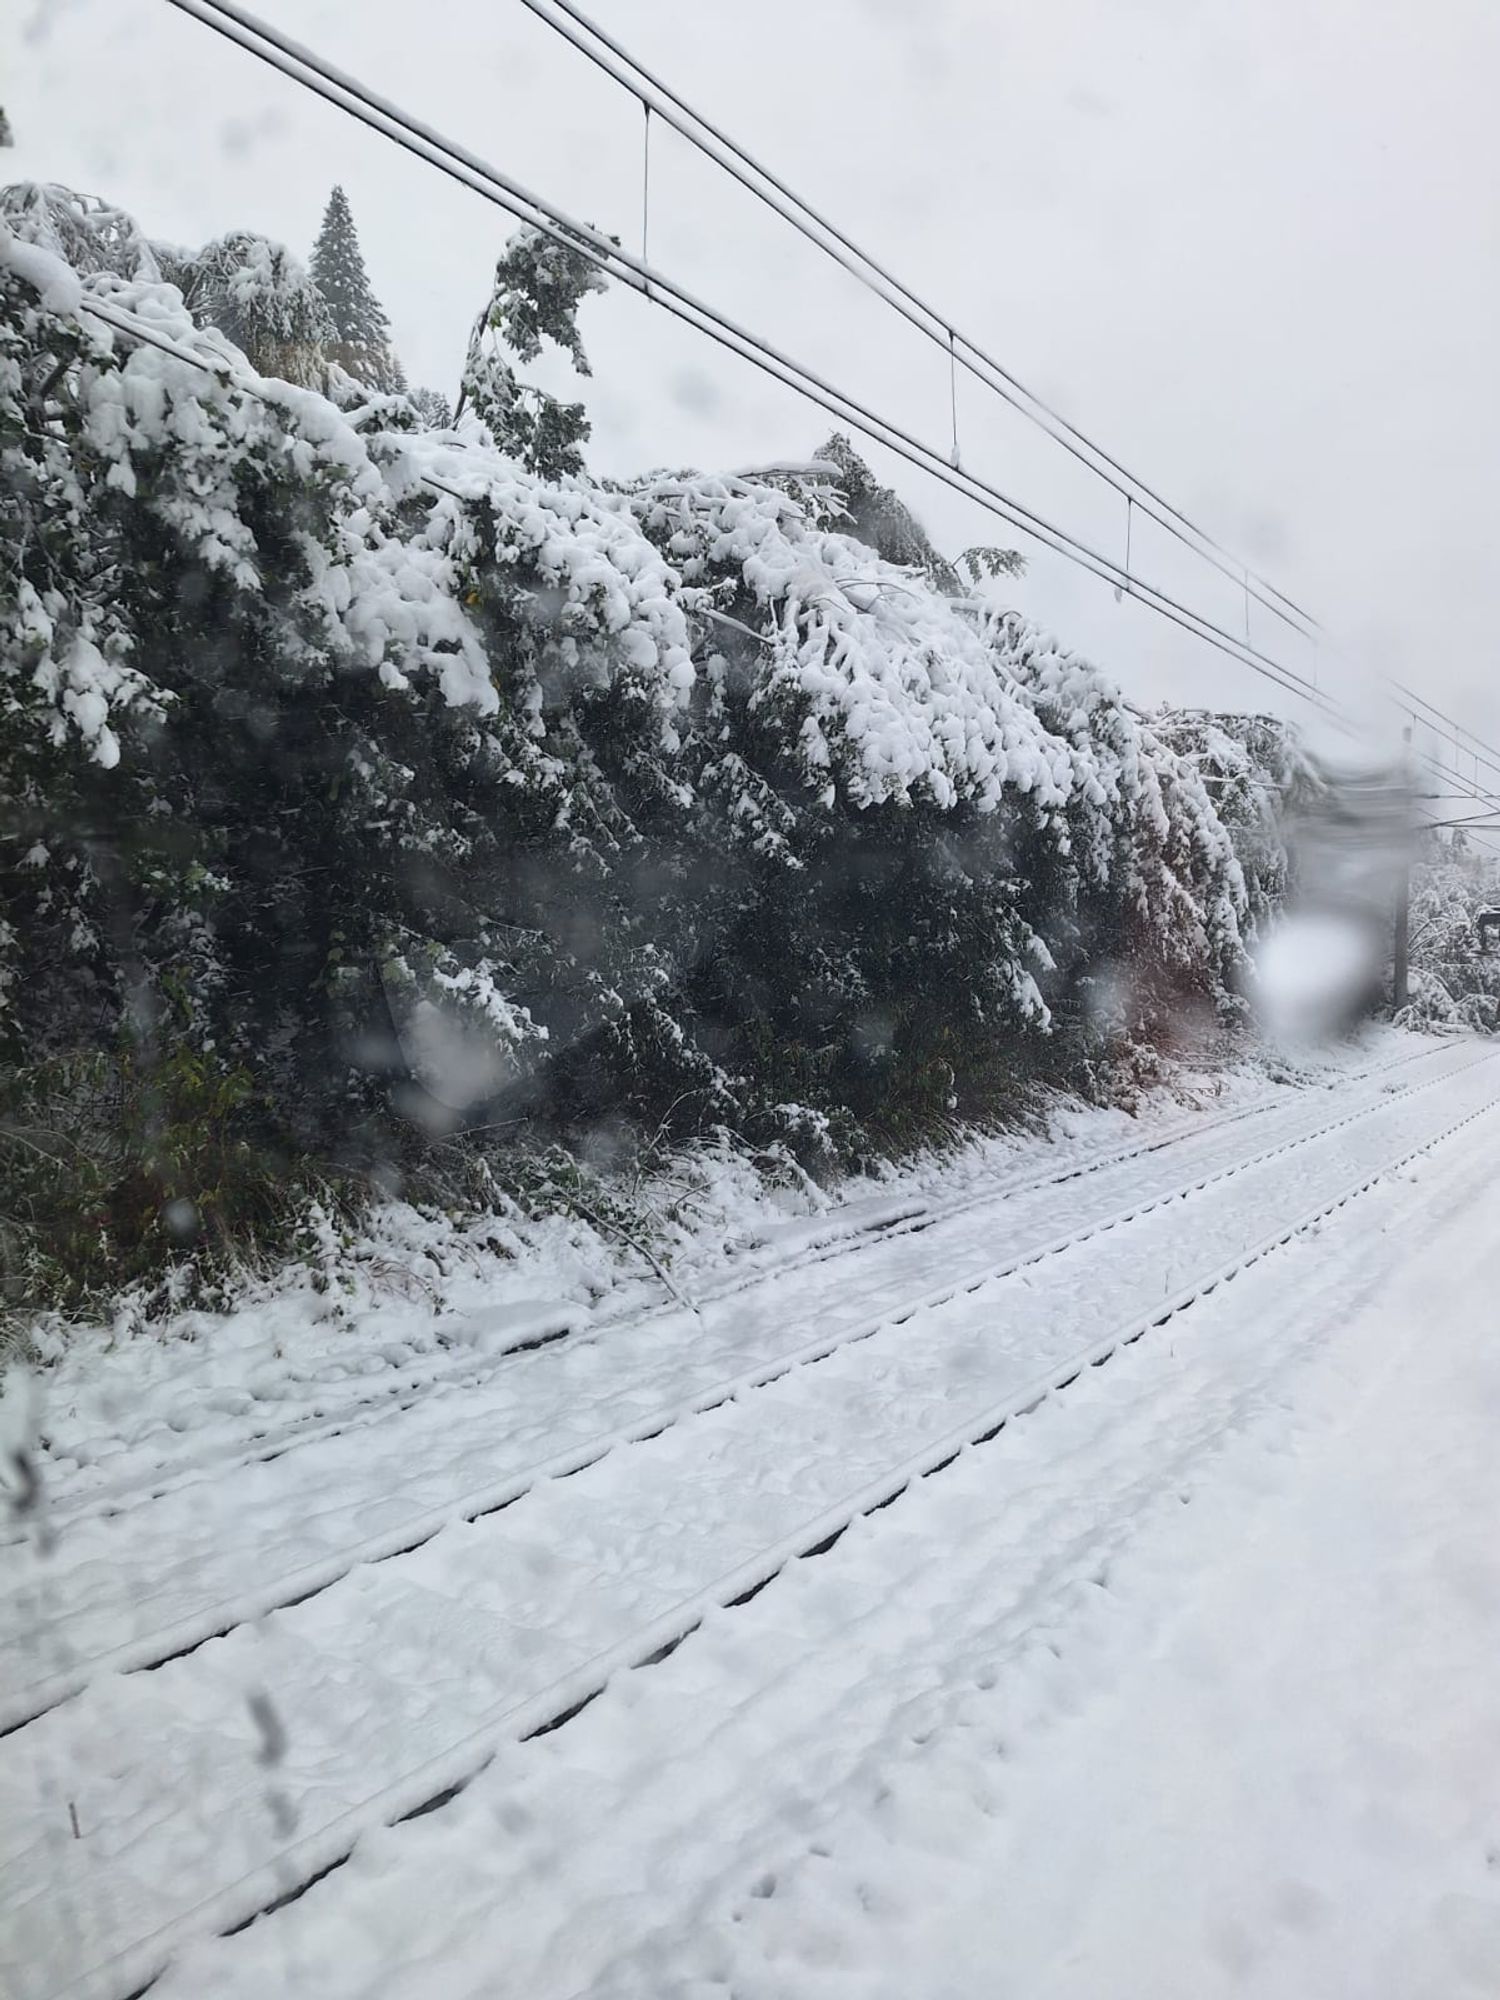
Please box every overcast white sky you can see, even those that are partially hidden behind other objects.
[8,0,1500,778]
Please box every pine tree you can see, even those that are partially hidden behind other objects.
[309,184,403,392]
[0,107,13,147]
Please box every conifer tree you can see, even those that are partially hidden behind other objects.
[0,107,13,147]
[309,184,402,391]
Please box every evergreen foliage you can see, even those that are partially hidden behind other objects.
[309,184,403,392]
[410,385,453,430]
[956,543,1027,586]
[1400,839,1500,1032]
[812,434,1024,596]
[1,181,160,283]
[458,223,606,477]
[2,186,1316,1314]
[161,229,332,386]
[1154,709,1326,941]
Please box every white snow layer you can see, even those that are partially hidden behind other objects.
[3,1033,1500,2000]
[3,209,1246,965]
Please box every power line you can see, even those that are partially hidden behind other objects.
[517,0,1500,833]
[1403,708,1500,843]
[516,0,1323,645]
[161,0,1344,723]
[1405,696,1500,792]
[1408,751,1500,858]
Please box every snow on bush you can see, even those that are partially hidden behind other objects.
[0,182,1309,1309]
[1398,843,1500,1033]
[1154,708,1327,941]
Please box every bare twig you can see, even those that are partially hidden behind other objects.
[563,1189,698,1316]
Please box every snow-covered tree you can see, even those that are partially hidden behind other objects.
[1,199,506,1292]
[0,108,14,148]
[985,618,1249,1043]
[1155,709,1326,942]
[3,179,1324,1308]
[161,229,332,386]
[809,433,1023,597]
[308,185,402,392]
[0,181,160,282]
[458,223,606,477]
[1400,839,1500,1032]
[410,385,453,429]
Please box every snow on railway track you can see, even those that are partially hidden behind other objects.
[2,1039,1497,2000]
[7,1035,1431,1552]
[0,1039,1470,1734]
[152,1043,1500,2000]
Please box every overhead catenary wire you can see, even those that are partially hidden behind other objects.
[1402,694,1500,795]
[516,0,1500,837]
[1405,738,1500,857]
[171,0,1500,861]
[514,0,1324,645]
[159,0,1348,725]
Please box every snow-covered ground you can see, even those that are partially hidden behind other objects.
[0,1028,1432,1527]
[4,1028,1500,2000]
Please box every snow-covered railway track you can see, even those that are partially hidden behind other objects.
[0,1041,1475,1737]
[14,1040,1431,1548]
[149,1055,1500,2000]
[3,1044,1497,2000]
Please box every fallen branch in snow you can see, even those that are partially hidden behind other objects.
[560,1189,699,1317]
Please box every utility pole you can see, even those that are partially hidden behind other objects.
[1393,723,1412,1012]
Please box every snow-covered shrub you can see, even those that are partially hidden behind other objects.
[158,228,332,387]
[0,181,161,284]
[980,616,1250,1042]
[1,184,1303,1310]
[1155,709,1326,942]
[1398,840,1500,1032]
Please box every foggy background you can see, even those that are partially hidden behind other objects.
[8,0,1498,763]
